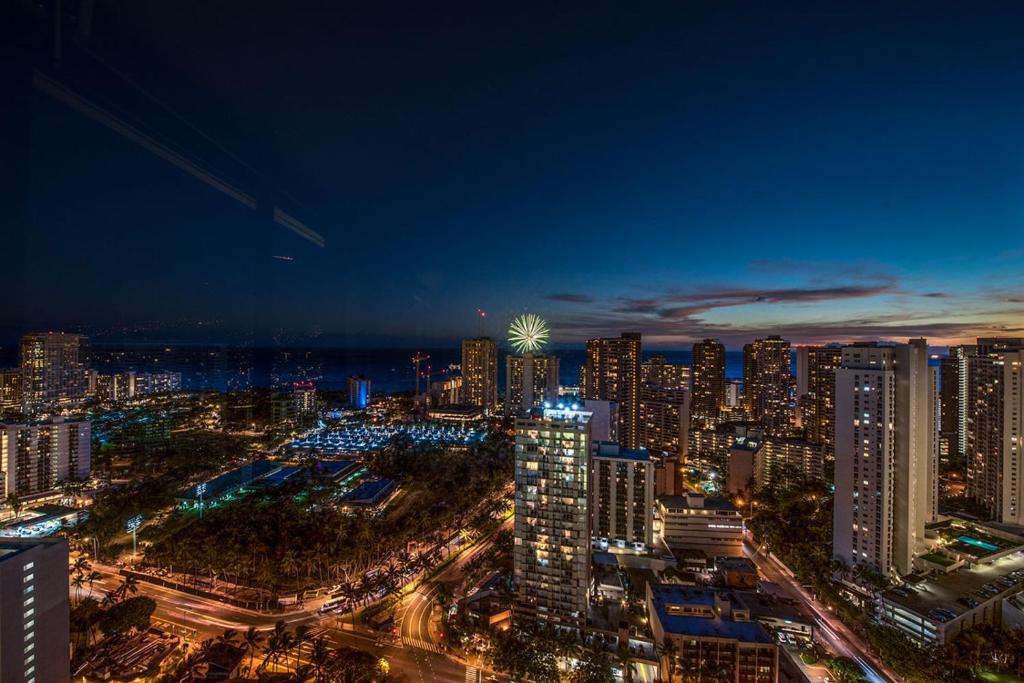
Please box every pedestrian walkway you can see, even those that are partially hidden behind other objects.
[403,637,444,654]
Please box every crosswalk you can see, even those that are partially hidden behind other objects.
[402,637,444,654]
[465,665,481,682]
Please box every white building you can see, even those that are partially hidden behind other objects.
[656,491,744,556]
[591,442,654,551]
[505,354,559,415]
[832,340,938,577]
[0,417,91,501]
[967,346,1024,524]
[0,536,70,683]
[513,407,592,627]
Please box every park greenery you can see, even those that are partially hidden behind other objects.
[154,623,389,682]
[138,433,512,596]
[487,623,618,683]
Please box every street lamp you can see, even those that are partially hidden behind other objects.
[126,515,143,559]
[196,482,207,519]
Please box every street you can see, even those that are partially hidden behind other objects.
[742,538,899,683]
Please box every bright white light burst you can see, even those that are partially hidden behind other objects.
[508,313,550,354]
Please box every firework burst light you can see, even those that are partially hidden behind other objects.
[508,313,550,354]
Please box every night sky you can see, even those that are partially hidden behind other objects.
[13,1,1024,348]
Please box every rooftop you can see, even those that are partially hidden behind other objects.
[658,493,738,513]
[880,551,1024,618]
[177,460,279,500]
[340,478,396,505]
[649,584,774,644]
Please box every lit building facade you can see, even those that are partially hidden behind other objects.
[582,333,641,448]
[513,407,591,627]
[0,370,20,414]
[347,375,371,409]
[797,345,842,462]
[0,537,69,683]
[19,332,87,415]
[966,344,1024,524]
[0,417,91,500]
[591,442,654,550]
[638,387,690,458]
[832,340,938,577]
[742,336,791,436]
[461,338,498,415]
[691,339,726,428]
[940,344,976,463]
[642,356,690,392]
[656,492,744,556]
[505,354,559,415]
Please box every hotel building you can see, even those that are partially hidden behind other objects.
[461,338,498,415]
[691,340,726,428]
[832,339,938,577]
[0,417,91,501]
[505,354,559,415]
[743,336,792,436]
[582,333,641,448]
[513,407,592,626]
[591,442,654,550]
[966,342,1024,524]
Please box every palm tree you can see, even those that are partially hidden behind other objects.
[293,624,311,668]
[85,570,103,599]
[216,628,241,647]
[116,574,139,602]
[658,639,678,682]
[241,626,265,675]
[310,637,331,683]
[71,571,86,604]
[5,492,22,519]
[72,556,92,575]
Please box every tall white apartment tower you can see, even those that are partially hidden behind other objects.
[832,339,938,577]
[967,345,1024,523]
[513,407,592,627]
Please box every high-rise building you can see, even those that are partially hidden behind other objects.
[293,380,317,417]
[461,338,498,415]
[754,437,824,491]
[0,370,20,414]
[940,345,977,463]
[19,332,87,414]
[582,399,618,442]
[505,354,559,415]
[347,375,371,409]
[691,339,726,428]
[798,346,842,462]
[582,333,641,448]
[725,380,741,408]
[0,416,91,500]
[642,356,690,392]
[832,340,938,577]
[743,336,792,435]
[966,342,1024,523]
[638,387,690,459]
[591,442,654,550]
[513,407,591,626]
[0,537,70,683]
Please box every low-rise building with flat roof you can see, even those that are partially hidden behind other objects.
[657,492,744,556]
[647,583,779,683]
[877,551,1024,643]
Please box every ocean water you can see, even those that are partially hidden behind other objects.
[84,345,753,394]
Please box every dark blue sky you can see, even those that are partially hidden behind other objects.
[14,1,1024,348]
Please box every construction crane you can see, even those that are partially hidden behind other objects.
[411,352,430,401]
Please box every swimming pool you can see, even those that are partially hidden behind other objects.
[957,535,999,552]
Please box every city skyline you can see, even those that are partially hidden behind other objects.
[8,2,1024,347]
